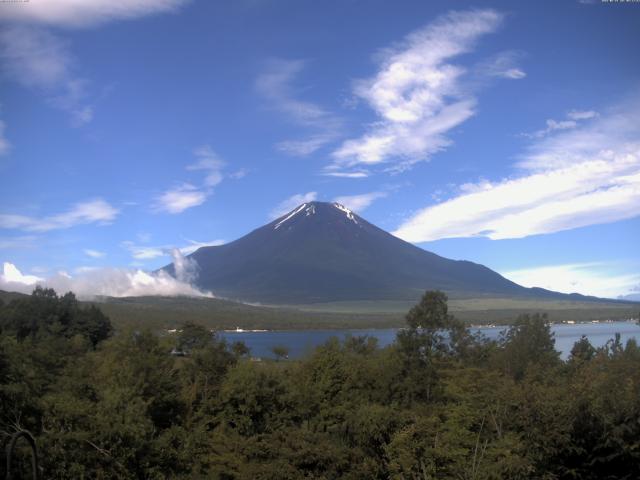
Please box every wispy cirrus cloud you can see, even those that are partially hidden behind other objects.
[498,68,525,80]
[567,110,598,121]
[0,236,37,249]
[84,248,105,259]
[393,100,640,242]
[187,145,225,187]
[478,51,526,80]
[278,134,339,157]
[521,109,599,139]
[269,192,317,219]
[321,171,370,179]
[121,242,166,260]
[122,238,225,260]
[0,26,94,126]
[228,168,249,180]
[0,118,10,155]
[0,0,189,29]
[0,199,119,232]
[0,1,190,126]
[333,191,387,213]
[0,27,71,89]
[332,9,518,171]
[256,59,343,157]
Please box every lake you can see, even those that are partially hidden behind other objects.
[221,321,640,360]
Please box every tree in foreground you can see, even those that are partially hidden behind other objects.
[498,312,560,381]
[271,344,289,361]
[569,334,596,363]
[395,290,475,403]
[0,287,112,346]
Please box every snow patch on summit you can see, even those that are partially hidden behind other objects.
[333,203,358,224]
[274,202,358,229]
[274,203,308,229]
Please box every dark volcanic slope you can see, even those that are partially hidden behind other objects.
[164,201,567,304]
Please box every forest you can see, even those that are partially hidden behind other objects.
[1,287,639,479]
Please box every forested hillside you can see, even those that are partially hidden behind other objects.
[1,288,639,478]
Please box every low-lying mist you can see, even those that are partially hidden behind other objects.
[0,249,211,299]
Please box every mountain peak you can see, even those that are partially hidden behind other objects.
[273,201,359,230]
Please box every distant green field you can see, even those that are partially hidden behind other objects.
[3,289,637,331]
[287,296,638,313]
[93,295,639,331]
[91,295,403,331]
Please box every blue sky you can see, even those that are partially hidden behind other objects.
[0,0,639,299]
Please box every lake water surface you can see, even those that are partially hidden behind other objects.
[221,321,640,360]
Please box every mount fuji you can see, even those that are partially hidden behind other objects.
[163,202,597,304]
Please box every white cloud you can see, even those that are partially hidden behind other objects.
[545,119,577,131]
[0,2,189,125]
[518,106,628,171]
[84,248,105,258]
[155,145,232,214]
[501,263,640,299]
[0,26,93,125]
[0,27,70,89]
[256,59,342,156]
[229,168,249,179]
[122,238,225,260]
[1,261,43,286]
[478,51,526,80]
[0,260,209,298]
[187,145,225,187]
[333,191,387,213]
[393,102,640,242]
[121,241,164,260]
[394,151,640,242]
[256,59,328,125]
[126,245,165,260]
[501,68,526,79]
[0,0,189,29]
[179,238,225,256]
[567,110,598,121]
[322,170,370,179]
[0,119,10,155]
[521,109,599,139]
[0,236,37,249]
[0,199,119,232]
[170,248,197,284]
[50,78,94,126]
[270,192,317,219]
[332,9,503,169]
[277,133,338,157]
[154,183,207,214]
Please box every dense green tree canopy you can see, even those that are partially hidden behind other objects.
[1,289,639,479]
[0,286,112,346]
